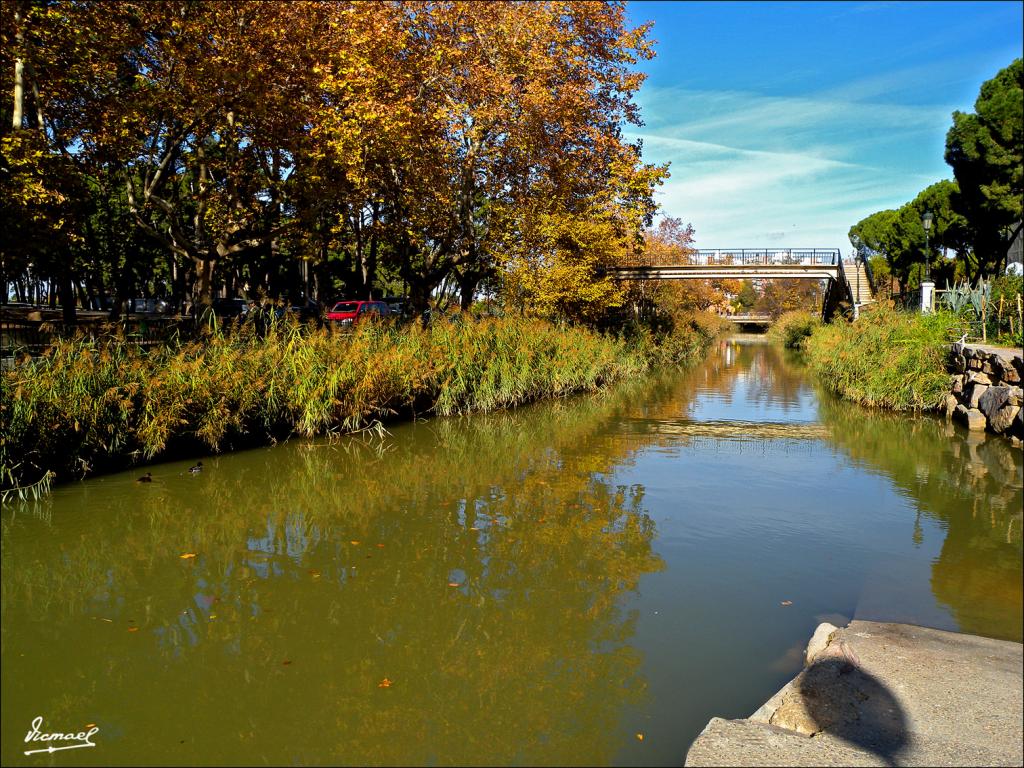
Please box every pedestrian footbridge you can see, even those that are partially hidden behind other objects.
[604,248,875,319]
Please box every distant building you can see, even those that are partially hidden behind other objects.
[1007,223,1022,275]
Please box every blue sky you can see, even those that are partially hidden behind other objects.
[625,1,1023,251]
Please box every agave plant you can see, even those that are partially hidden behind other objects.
[940,278,989,317]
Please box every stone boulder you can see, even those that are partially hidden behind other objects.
[944,394,959,417]
[991,405,1021,434]
[954,404,987,431]
[966,371,992,386]
[978,385,1013,421]
[967,382,989,409]
[994,356,1020,384]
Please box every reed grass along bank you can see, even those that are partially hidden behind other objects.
[800,305,961,411]
[1,314,725,491]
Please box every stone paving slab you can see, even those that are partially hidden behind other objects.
[685,718,888,767]
[685,621,1023,767]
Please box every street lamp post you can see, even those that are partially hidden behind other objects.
[921,210,934,313]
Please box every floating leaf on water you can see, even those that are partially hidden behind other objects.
[375,543,385,548]
[127,627,139,633]
[780,600,793,607]
[179,553,197,559]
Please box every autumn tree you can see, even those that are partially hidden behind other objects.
[3,1,667,324]
[627,216,738,319]
[0,0,126,319]
[110,2,342,309]
[754,279,823,318]
[315,1,666,317]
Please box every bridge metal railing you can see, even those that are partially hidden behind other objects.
[822,256,856,320]
[653,249,841,267]
[859,254,876,297]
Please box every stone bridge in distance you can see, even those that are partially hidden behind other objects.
[604,248,874,319]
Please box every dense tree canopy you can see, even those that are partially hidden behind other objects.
[945,58,1023,272]
[850,58,1022,290]
[1,0,666,322]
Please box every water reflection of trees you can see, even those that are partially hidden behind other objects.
[817,394,1023,642]
[1,376,675,766]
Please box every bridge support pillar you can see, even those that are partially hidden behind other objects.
[920,281,935,314]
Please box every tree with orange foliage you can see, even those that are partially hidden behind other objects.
[628,217,740,319]
[3,1,666,322]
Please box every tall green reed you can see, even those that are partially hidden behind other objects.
[1,313,721,490]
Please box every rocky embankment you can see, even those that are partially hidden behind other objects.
[945,343,1024,445]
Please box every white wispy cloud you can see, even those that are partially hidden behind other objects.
[629,82,956,250]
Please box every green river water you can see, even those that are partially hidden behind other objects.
[2,337,1021,766]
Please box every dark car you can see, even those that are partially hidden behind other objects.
[211,298,250,318]
[290,298,323,322]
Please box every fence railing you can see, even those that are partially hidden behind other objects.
[616,249,841,268]
[1,313,194,359]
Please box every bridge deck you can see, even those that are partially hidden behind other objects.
[610,264,838,280]
[727,314,773,324]
[607,248,841,281]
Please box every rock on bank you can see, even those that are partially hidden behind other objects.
[684,620,1023,767]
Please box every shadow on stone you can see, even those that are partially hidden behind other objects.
[795,657,908,766]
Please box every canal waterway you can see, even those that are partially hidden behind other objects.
[2,337,1021,766]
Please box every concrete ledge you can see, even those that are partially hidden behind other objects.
[685,621,1024,767]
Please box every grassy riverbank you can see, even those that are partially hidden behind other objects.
[773,304,959,411]
[1,313,727,491]
[766,311,821,350]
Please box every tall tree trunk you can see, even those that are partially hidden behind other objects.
[364,203,379,299]
[193,256,216,309]
[459,270,476,311]
[12,6,24,129]
[59,266,76,324]
[110,252,133,320]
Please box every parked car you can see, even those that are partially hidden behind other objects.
[326,300,391,326]
[211,297,250,318]
[380,296,407,316]
[128,297,172,314]
[290,298,324,322]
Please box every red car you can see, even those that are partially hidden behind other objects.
[326,300,391,326]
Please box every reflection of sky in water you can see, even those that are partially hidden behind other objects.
[688,341,819,424]
[604,341,1020,766]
